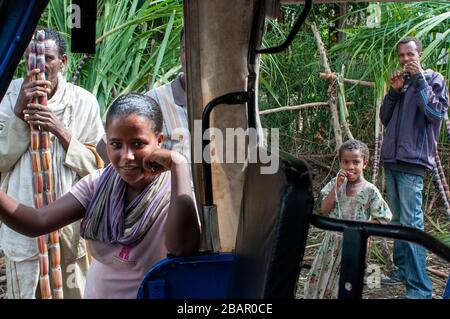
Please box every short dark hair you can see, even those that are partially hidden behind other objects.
[105,93,163,134]
[338,139,370,162]
[37,28,67,56]
[396,36,422,53]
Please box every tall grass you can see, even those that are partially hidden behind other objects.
[16,0,185,115]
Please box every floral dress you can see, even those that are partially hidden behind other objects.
[304,177,392,299]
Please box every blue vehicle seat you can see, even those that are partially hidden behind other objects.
[137,253,235,299]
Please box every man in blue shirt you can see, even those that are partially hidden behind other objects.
[380,37,449,299]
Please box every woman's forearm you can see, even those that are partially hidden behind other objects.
[0,191,48,236]
[0,191,85,237]
[165,158,200,256]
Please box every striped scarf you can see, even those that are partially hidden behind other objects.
[80,165,171,245]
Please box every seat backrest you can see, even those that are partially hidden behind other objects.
[137,253,235,299]
[444,276,450,299]
[228,148,314,298]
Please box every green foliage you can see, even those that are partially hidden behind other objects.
[259,1,449,162]
[332,1,449,99]
[17,0,184,116]
[259,2,450,233]
[259,12,330,156]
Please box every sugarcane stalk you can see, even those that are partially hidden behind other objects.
[438,112,450,216]
[444,113,450,140]
[28,31,63,299]
[373,85,394,273]
[368,91,384,272]
[372,129,382,185]
[37,30,64,299]
[372,89,384,186]
[28,37,51,299]
[70,53,90,84]
[433,152,450,217]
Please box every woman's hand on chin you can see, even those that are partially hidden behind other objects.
[143,149,187,174]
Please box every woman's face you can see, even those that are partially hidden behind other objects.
[106,114,163,191]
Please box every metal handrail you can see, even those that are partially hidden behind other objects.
[256,0,313,54]
[311,214,450,263]
[202,92,249,206]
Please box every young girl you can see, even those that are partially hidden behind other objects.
[0,93,200,298]
[304,139,392,299]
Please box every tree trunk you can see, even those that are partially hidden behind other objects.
[336,3,347,43]
[311,22,342,150]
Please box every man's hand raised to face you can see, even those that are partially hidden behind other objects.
[403,60,422,77]
[390,71,404,93]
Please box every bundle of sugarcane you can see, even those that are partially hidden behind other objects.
[28,30,63,299]
[433,152,450,217]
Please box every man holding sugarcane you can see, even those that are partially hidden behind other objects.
[379,37,449,298]
[0,28,104,299]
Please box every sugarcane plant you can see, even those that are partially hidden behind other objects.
[433,112,450,218]
[444,113,450,140]
[28,30,63,299]
[372,86,386,187]
[433,152,450,217]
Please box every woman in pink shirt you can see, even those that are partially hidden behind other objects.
[0,93,200,298]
